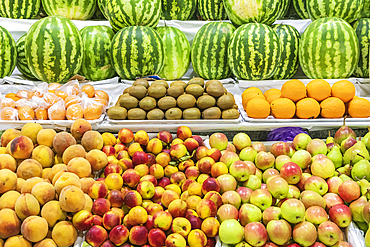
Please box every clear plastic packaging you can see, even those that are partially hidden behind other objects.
[0,107,18,120]
[48,100,66,120]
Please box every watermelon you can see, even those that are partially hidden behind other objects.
[107,0,161,32]
[223,0,283,26]
[354,19,370,78]
[25,15,83,83]
[228,23,281,80]
[198,0,228,20]
[80,26,116,81]
[299,17,359,79]
[307,0,363,23]
[156,26,190,80]
[162,0,197,20]
[278,0,291,19]
[272,24,300,80]
[41,0,96,20]
[191,22,235,80]
[360,0,370,17]
[16,34,36,80]
[111,26,164,80]
[97,0,108,19]
[292,0,309,19]
[0,0,40,19]
[0,26,16,78]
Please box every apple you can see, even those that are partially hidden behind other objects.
[287,185,300,199]
[307,139,327,156]
[338,180,361,203]
[310,243,326,247]
[230,160,252,182]
[275,155,291,171]
[280,162,302,184]
[217,204,239,223]
[262,168,279,183]
[323,193,344,210]
[290,150,312,169]
[233,133,251,151]
[255,151,275,170]
[236,187,253,204]
[270,142,290,157]
[304,176,328,196]
[299,190,326,209]
[266,220,292,246]
[327,177,343,194]
[293,133,312,150]
[310,154,335,179]
[239,203,262,226]
[305,206,328,225]
[329,204,351,228]
[297,172,312,191]
[171,217,191,237]
[220,151,240,168]
[333,241,351,247]
[239,147,258,162]
[293,221,317,247]
[250,189,273,211]
[281,199,305,224]
[209,133,228,151]
[267,176,289,199]
[251,142,266,152]
[262,206,281,225]
[317,221,342,246]
[244,222,267,247]
[219,219,244,245]
[222,191,241,209]
[216,174,237,194]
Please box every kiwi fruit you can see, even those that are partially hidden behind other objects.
[165,108,182,120]
[202,107,222,119]
[123,87,131,94]
[107,106,127,120]
[120,95,138,109]
[233,104,239,110]
[170,81,187,89]
[152,80,169,89]
[206,84,224,98]
[217,94,235,110]
[177,94,196,109]
[205,80,223,88]
[115,95,125,106]
[188,77,205,87]
[128,85,147,99]
[167,85,184,98]
[133,79,149,88]
[197,95,216,110]
[222,109,240,119]
[139,97,157,111]
[183,108,201,120]
[128,108,146,120]
[147,108,165,120]
[148,85,167,99]
[185,84,204,98]
[158,96,177,110]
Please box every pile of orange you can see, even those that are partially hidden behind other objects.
[242,79,370,119]
[0,83,109,121]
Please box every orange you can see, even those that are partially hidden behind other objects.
[271,98,296,119]
[306,79,331,101]
[69,84,81,96]
[66,104,84,120]
[281,79,306,102]
[16,90,28,99]
[5,93,20,101]
[48,83,62,91]
[35,108,48,120]
[331,80,356,103]
[348,97,370,118]
[264,88,282,104]
[245,98,270,119]
[0,107,18,120]
[18,106,35,120]
[64,95,82,108]
[242,87,263,99]
[296,98,320,119]
[84,102,103,120]
[55,90,68,100]
[48,104,66,120]
[94,98,108,106]
[1,98,15,108]
[242,91,265,109]
[81,85,95,98]
[320,97,345,118]
[94,90,109,102]
[44,93,61,106]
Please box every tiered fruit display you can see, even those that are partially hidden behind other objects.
[242,79,370,119]
[108,78,239,120]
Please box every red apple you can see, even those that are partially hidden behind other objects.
[244,222,268,247]
[236,187,253,204]
[270,142,290,157]
[338,180,360,203]
[280,162,302,184]
[323,193,344,210]
[329,204,351,228]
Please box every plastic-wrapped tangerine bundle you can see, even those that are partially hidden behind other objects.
[15,99,38,110]
[58,80,81,96]
[1,97,15,109]
[43,93,63,108]
[66,104,84,120]
[81,84,95,98]
[82,95,104,120]
[18,106,34,120]
[48,100,66,120]
[0,107,18,120]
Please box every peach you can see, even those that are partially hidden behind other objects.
[20,178,44,194]
[86,149,108,171]
[128,143,143,157]
[92,198,111,216]
[92,215,103,226]
[72,210,93,231]
[107,190,124,207]
[157,131,173,144]
[86,225,108,247]
[188,229,207,247]
[0,191,20,210]
[122,169,141,188]
[128,206,148,226]
[17,159,43,179]
[51,221,78,247]
[134,164,149,177]
[82,131,104,151]
[204,191,223,208]
[104,163,123,176]
[109,225,129,246]
[118,128,134,144]
[33,238,57,247]
[134,130,149,145]
[14,193,40,220]
[88,181,109,199]
[47,164,67,182]
[84,193,93,211]
[148,228,166,247]
[81,177,95,194]
[1,129,21,147]
[59,185,85,212]
[53,132,76,156]
[71,119,92,141]
[186,196,202,211]
[177,126,192,141]
[170,144,187,159]
[37,129,57,148]
[181,191,190,201]
[184,138,199,153]
[102,132,117,146]
[54,172,81,195]
[103,145,116,157]
[146,203,164,216]
[185,166,200,180]
[0,209,21,239]
[156,152,171,167]
[170,172,186,187]
[196,199,217,219]
[165,233,187,247]
[0,154,16,172]
[8,136,33,159]
[32,145,54,168]
[31,182,55,205]
[0,147,5,154]
[195,146,209,161]
[105,173,123,190]
[103,211,122,230]
[20,123,42,144]
[0,169,17,193]
[165,165,179,178]
[146,138,163,155]
[123,191,142,209]
[141,175,158,186]
[153,211,173,231]
[62,144,86,165]
[42,168,52,179]
[201,217,219,237]
[188,182,202,197]
[16,178,25,193]
[21,216,48,242]
[3,235,31,247]
[51,170,66,185]
[115,143,128,154]
[161,190,180,208]
[41,201,67,227]
[111,208,125,221]
[152,186,165,203]
[168,199,187,218]
[129,226,148,246]
[67,157,92,178]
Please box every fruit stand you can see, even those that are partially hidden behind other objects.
[1,0,370,247]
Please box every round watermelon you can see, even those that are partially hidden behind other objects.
[299,17,359,79]
[80,26,116,81]
[191,22,235,80]
[360,0,370,18]
[25,15,83,83]
[16,34,36,80]
[223,0,284,26]
[0,0,40,19]
[277,0,291,19]
[162,0,197,20]
[354,19,370,78]
[98,0,108,19]
[292,0,309,19]
[156,26,190,80]
[272,24,300,80]
[307,0,363,23]
[111,26,164,80]
[41,0,96,20]
[107,0,161,32]
[228,23,281,80]
[198,0,228,20]
[0,26,16,78]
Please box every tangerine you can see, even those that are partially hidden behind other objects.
[271,98,296,119]
[84,102,103,120]
[35,108,48,120]
[16,90,28,99]
[281,79,306,102]
[331,80,356,103]
[81,85,95,98]
[48,83,62,91]
[306,79,331,101]
[264,88,282,104]
[94,98,108,106]
[48,103,66,120]
[94,90,109,102]
[18,106,35,120]
[0,107,18,120]
[69,84,81,96]
[66,104,84,120]
[245,98,270,119]
[65,96,82,108]
[1,98,15,108]
[44,93,61,106]
[296,98,320,119]
[55,90,68,100]
[348,97,370,118]
[320,97,345,118]
[242,91,265,109]
[242,87,263,99]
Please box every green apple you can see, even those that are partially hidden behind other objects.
[219,219,244,245]
[281,199,305,224]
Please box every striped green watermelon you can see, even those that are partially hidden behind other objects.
[360,0,370,17]
[292,0,309,19]
[191,22,235,80]
[107,0,161,32]
[354,19,370,78]
[272,24,300,80]
[16,34,36,80]
[156,26,190,80]
[41,0,96,20]
[228,23,281,80]
[97,0,108,19]
[0,26,16,78]
[299,17,359,79]
[0,0,40,19]
[80,26,116,81]
[307,0,363,23]
[25,15,83,83]
[198,0,227,20]
[162,0,197,20]
[223,0,283,26]
[277,0,291,19]
[111,26,164,80]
